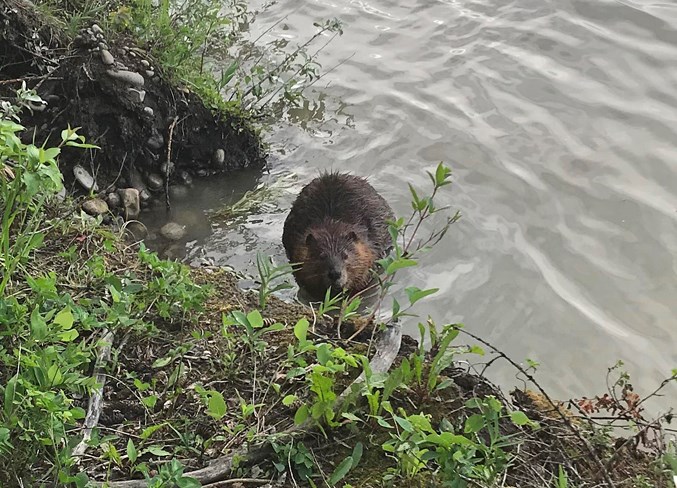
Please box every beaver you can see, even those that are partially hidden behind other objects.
[282,172,395,300]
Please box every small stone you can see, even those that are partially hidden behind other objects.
[127,88,146,103]
[160,222,186,241]
[73,165,98,192]
[106,192,121,208]
[146,133,164,150]
[140,59,150,68]
[160,161,174,176]
[98,42,108,50]
[100,49,114,65]
[106,69,145,88]
[143,106,154,117]
[56,187,66,202]
[146,173,163,190]
[125,221,148,241]
[212,148,225,168]
[140,189,151,202]
[145,70,155,78]
[196,169,208,177]
[178,170,192,185]
[82,198,109,216]
[91,24,103,35]
[118,188,140,219]
[129,167,146,191]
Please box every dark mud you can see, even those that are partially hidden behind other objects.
[1,0,265,207]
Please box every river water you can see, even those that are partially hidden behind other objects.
[141,0,677,406]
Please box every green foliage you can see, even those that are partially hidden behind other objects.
[271,440,316,483]
[255,252,294,308]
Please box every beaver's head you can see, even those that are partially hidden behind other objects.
[296,220,375,299]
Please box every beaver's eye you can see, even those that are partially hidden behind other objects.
[341,251,349,260]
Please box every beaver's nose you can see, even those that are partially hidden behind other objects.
[327,268,341,282]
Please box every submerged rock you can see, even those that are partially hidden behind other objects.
[82,198,109,216]
[146,173,164,190]
[118,188,140,219]
[73,165,98,192]
[160,222,186,241]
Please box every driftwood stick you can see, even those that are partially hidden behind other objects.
[73,329,114,458]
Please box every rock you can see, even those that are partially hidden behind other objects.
[82,198,109,216]
[100,49,114,65]
[106,192,121,208]
[196,169,208,177]
[73,165,98,192]
[146,173,164,190]
[98,42,108,50]
[169,185,189,199]
[178,170,192,185]
[145,70,155,78]
[56,187,66,202]
[106,69,145,88]
[146,133,164,150]
[143,106,154,117]
[140,59,150,68]
[212,148,225,168]
[160,161,174,176]
[129,167,146,192]
[160,222,186,241]
[91,24,103,35]
[140,189,151,202]
[118,188,140,219]
[127,88,146,103]
[125,221,148,241]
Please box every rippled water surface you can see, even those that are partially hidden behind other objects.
[142,0,677,404]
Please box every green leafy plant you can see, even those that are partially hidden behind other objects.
[255,252,294,308]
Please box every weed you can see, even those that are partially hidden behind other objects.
[255,252,294,309]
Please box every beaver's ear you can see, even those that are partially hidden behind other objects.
[306,233,316,245]
[347,231,358,242]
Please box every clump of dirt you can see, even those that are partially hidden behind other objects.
[1,0,265,214]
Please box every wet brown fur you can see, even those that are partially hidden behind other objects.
[282,172,394,300]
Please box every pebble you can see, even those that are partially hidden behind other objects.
[145,70,155,78]
[160,161,174,176]
[127,88,146,103]
[106,69,145,88]
[140,59,150,68]
[82,198,109,216]
[118,188,140,219]
[100,49,114,65]
[106,192,121,208]
[73,165,98,192]
[140,189,151,202]
[143,106,154,117]
[196,169,208,177]
[146,173,164,190]
[160,222,187,241]
[98,42,108,50]
[212,148,225,168]
[146,133,164,150]
[56,187,66,202]
[91,24,103,35]
[178,170,192,185]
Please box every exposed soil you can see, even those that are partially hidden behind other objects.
[1,0,265,207]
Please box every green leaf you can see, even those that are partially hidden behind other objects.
[385,258,417,275]
[510,411,532,427]
[220,61,239,86]
[145,446,171,457]
[405,287,439,306]
[207,391,227,419]
[294,405,309,425]
[377,417,393,429]
[351,442,363,468]
[152,355,173,368]
[316,343,331,365]
[140,423,165,440]
[30,309,48,341]
[127,438,138,464]
[247,309,264,328]
[282,395,298,406]
[53,307,74,329]
[294,318,309,342]
[329,455,354,485]
[176,478,201,488]
[341,412,361,423]
[4,376,17,416]
[464,414,484,434]
[424,432,474,448]
[57,329,79,342]
[394,415,414,433]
